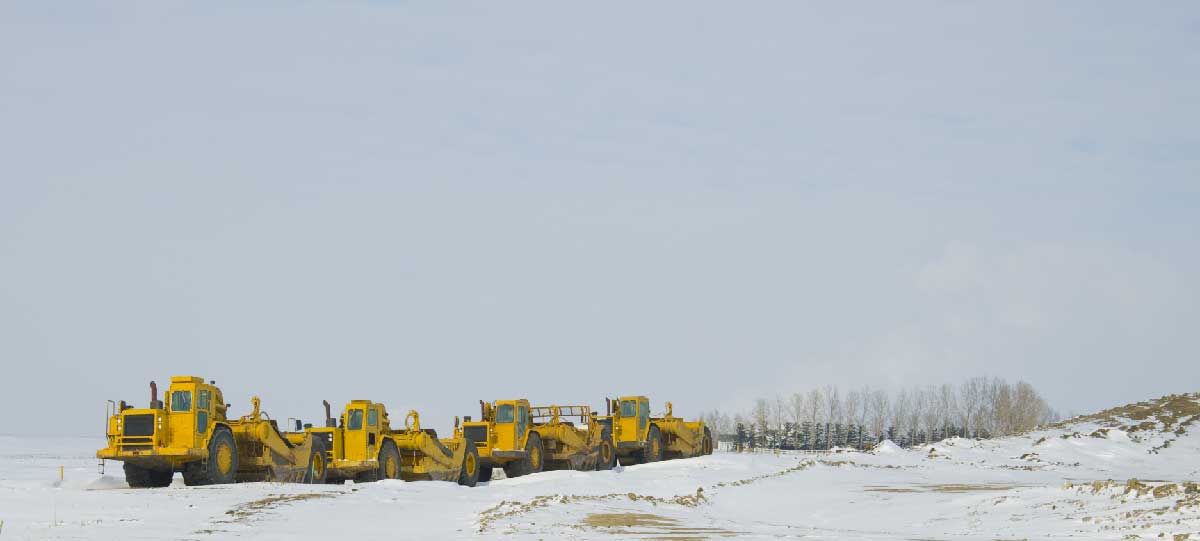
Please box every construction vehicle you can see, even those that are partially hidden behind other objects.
[461,399,615,482]
[97,376,328,487]
[600,396,713,465]
[297,400,480,487]
[530,404,616,472]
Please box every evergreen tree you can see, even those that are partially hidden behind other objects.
[799,422,812,450]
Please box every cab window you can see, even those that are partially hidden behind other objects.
[638,399,649,428]
[171,391,192,412]
[516,405,528,437]
[348,409,364,430]
[620,400,637,417]
[496,404,515,423]
[196,390,211,433]
[367,408,379,427]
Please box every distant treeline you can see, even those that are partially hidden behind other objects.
[699,377,1059,450]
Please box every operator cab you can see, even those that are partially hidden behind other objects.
[483,399,530,451]
[341,401,387,461]
[616,395,650,442]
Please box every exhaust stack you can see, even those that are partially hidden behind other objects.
[149,381,162,409]
[323,400,335,427]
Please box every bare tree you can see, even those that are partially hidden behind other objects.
[825,388,844,451]
[868,388,889,443]
[857,385,871,429]
[907,388,925,443]
[920,385,941,444]
[992,379,1015,436]
[892,388,910,440]
[772,394,787,432]
[753,398,770,444]
[790,392,806,426]
[959,377,985,437]
[938,383,957,437]
[730,376,1057,450]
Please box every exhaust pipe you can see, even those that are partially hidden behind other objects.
[479,400,486,420]
[323,400,335,427]
[149,381,163,409]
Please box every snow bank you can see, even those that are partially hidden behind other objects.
[872,439,903,454]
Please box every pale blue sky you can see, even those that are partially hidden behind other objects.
[2,1,1197,435]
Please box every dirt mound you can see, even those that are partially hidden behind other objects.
[1053,393,1200,436]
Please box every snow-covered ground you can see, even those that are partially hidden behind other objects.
[2,395,1198,540]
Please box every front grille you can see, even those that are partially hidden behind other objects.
[463,426,488,445]
[123,414,154,437]
[120,445,152,451]
[121,437,152,443]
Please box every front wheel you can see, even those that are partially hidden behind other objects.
[596,429,616,471]
[641,426,663,463]
[124,462,173,488]
[305,437,328,484]
[378,441,401,481]
[458,444,480,487]
[525,432,544,475]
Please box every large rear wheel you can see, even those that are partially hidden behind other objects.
[458,444,480,487]
[183,427,238,486]
[123,462,173,488]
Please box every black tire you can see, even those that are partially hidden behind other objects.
[457,444,480,487]
[304,437,328,484]
[123,462,172,488]
[703,427,714,455]
[502,458,524,478]
[596,428,616,471]
[354,468,379,483]
[184,427,238,486]
[478,465,493,482]
[377,440,401,481]
[525,432,544,475]
[641,426,663,463]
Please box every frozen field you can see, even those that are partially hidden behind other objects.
[1,395,1197,540]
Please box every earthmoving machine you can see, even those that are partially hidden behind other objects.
[97,377,328,487]
[600,396,713,465]
[296,400,480,487]
[461,399,615,482]
[530,404,616,472]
